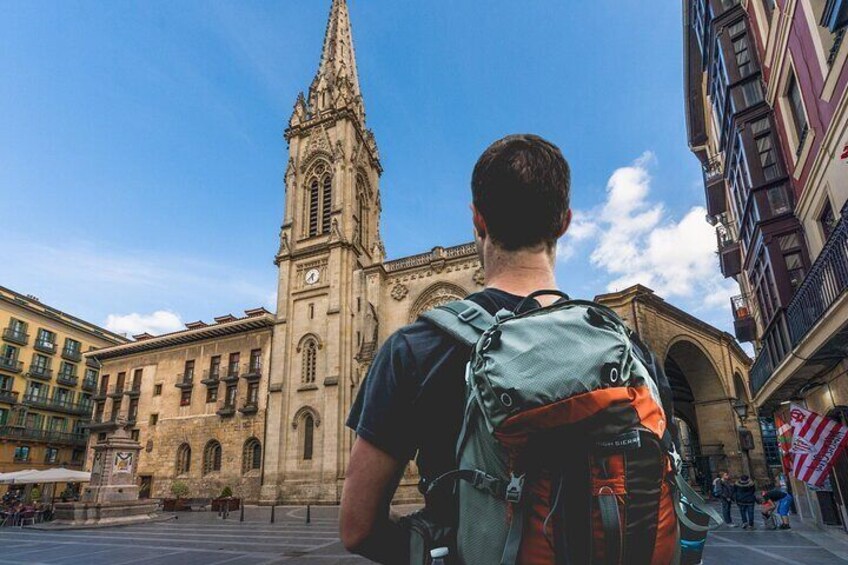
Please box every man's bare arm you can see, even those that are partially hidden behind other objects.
[340,436,409,563]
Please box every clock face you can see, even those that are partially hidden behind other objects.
[305,269,320,285]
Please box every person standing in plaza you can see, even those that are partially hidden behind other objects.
[734,475,756,529]
[719,472,736,527]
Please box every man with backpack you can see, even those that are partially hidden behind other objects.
[340,135,708,564]
[341,134,572,563]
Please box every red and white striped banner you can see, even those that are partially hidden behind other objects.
[788,404,848,487]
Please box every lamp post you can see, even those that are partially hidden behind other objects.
[733,398,754,478]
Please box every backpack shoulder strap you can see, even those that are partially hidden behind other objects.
[419,299,495,346]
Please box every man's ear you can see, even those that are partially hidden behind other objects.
[557,209,573,238]
[471,204,488,239]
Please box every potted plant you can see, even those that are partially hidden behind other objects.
[164,481,190,511]
[212,486,240,511]
[29,487,42,504]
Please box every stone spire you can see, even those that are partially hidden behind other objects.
[306,0,364,120]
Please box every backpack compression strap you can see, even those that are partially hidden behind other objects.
[419,300,495,347]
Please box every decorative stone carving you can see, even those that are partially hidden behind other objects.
[473,268,485,286]
[409,282,468,323]
[391,283,408,301]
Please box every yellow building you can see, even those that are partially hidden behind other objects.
[0,286,126,473]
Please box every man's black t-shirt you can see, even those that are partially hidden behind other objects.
[346,288,535,515]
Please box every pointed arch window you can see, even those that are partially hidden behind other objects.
[176,443,191,475]
[302,338,318,384]
[203,440,222,475]
[303,414,315,460]
[308,179,321,237]
[322,175,332,234]
[242,438,261,474]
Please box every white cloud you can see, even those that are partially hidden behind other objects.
[557,210,599,262]
[105,311,184,337]
[572,152,738,310]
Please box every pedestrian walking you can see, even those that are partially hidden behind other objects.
[734,475,756,529]
[718,472,736,527]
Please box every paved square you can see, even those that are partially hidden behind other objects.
[1,506,848,564]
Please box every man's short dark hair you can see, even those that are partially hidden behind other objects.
[471,134,571,251]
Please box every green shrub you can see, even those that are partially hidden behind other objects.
[170,481,189,499]
[30,487,41,501]
[220,486,233,498]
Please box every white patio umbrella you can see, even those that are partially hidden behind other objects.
[8,468,90,485]
[0,469,39,485]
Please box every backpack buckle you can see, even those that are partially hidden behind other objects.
[458,307,480,323]
[505,473,525,504]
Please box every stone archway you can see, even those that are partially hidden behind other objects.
[665,339,742,483]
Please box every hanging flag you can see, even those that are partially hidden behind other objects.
[788,404,848,487]
[775,412,794,473]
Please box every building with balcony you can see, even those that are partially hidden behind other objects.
[0,286,126,473]
[685,0,848,530]
[86,309,273,502]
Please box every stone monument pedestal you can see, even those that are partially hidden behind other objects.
[45,417,165,529]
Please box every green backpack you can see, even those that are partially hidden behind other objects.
[411,290,720,565]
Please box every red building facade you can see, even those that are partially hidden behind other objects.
[685,0,848,529]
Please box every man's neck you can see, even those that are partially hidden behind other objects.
[482,244,559,304]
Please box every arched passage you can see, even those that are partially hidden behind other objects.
[665,339,739,486]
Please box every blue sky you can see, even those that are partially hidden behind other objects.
[0,1,741,341]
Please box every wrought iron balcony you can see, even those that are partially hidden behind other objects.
[241,362,262,381]
[216,402,236,417]
[786,204,848,347]
[33,339,57,354]
[239,400,259,415]
[702,157,728,218]
[0,425,89,446]
[0,389,19,404]
[731,294,756,343]
[0,357,23,373]
[125,381,141,397]
[22,394,93,416]
[27,365,53,381]
[107,384,125,398]
[749,207,848,397]
[61,347,82,363]
[56,371,79,387]
[82,378,97,392]
[2,327,29,346]
[716,219,742,278]
[201,369,220,386]
[222,365,240,382]
[174,373,194,389]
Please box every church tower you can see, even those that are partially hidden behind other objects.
[262,0,384,503]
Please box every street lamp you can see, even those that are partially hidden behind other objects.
[732,398,754,478]
[732,398,749,424]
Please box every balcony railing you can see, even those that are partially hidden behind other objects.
[61,347,82,363]
[747,205,848,398]
[201,369,220,385]
[82,378,97,392]
[241,362,262,380]
[731,294,756,343]
[56,371,79,387]
[787,203,848,345]
[107,384,125,398]
[222,365,240,382]
[33,339,57,354]
[22,394,93,416]
[0,425,89,446]
[0,389,19,404]
[27,365,53,381]
[0,357,23,373]
[239,399,259,415]
[2,327,29,346]
[175,373,194,389]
